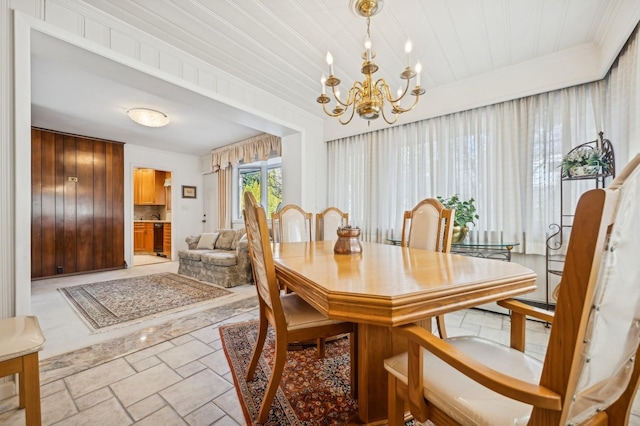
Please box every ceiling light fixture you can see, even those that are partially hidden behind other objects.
[317,0,424,125]
[126,108,170,128]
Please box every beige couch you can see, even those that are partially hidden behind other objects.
[177,228,253,288]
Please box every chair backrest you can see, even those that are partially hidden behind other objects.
[401,198,454,252]
[243,192,285,322]
[271,204,312,243]
[315,207,349,241]
[536,154,640,424]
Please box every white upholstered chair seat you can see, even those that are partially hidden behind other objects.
[384,336,541,426]
[281,293,343,330]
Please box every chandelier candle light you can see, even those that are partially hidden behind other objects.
[317,0,424,125]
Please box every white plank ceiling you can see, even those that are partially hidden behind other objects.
[31,0,640,155]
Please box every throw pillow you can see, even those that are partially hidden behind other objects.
[215,229,236,250]
[196,232,219,250]
[231,229,247,250]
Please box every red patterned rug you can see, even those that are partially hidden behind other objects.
[220,320,357,425]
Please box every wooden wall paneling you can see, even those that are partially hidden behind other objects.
[41,131,57,277]
[76,137,94,273]
[31,129,125,278]
[31,129,42,278]
[113,143,124,268]
[54,133,65,275]
[93,140,106,271]
[105,142,125,268]
[104,142,114,266]
[63,135,77,274]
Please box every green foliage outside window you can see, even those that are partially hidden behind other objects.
[239,164,282,219]
[240,169,261,215]
[267,167,282,217]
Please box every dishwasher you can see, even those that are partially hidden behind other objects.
[153,223,164,255]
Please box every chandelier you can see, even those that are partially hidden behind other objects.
[316,0,424,125]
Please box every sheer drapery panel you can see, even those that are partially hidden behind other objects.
[217,167,232,229]
[327,27,640,255]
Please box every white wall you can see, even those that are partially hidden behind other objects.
[8,3,329,319]
[125,145,204,266]
[199,154,217,232]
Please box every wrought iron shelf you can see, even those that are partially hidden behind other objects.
[546,132,615,310]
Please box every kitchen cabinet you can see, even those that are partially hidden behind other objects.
[133,223,146,252]
[133,222,157,254]
[163,223,172,258]
[134,169,166,205]
[144,222,154,252]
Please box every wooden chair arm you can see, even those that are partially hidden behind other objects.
[497,299,554,323]
[395,324,562,412]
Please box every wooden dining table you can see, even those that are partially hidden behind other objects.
[273,240,537,424]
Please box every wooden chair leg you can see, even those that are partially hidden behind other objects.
[509,311,526,352]
[316,338,325,358]
[18,362,26,409]
[435,315,448,339]
[388,374,405,426]
[22,353,42,426]
[350,329,358,399]
[257,334,288,424]
[246,318,268,381]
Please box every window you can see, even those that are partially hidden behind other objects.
[234,157,282,221]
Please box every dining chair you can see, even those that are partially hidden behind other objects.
[315,207,349,241]
[401,198,454,339]
[271,204,312,243]
[384,154,640,426]
[0,316,46,426]
[243,192,358,424]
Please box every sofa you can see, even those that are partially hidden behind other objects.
[177,228,253,288]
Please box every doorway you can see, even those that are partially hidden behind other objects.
[133,167,172,266]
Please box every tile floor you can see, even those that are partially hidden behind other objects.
[1,261,639,425]
[133,254,173,267]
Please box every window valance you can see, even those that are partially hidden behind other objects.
[210,133,281,172]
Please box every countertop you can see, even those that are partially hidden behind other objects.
[134,220,171,223]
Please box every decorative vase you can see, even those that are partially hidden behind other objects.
[451,226,468,243]
[334,227,363,254]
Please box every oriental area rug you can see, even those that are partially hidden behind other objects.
[59,272,231,331]
[220,320,359,425]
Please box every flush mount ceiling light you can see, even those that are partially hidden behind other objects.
[126,108,170,127]
[316,0,424,125]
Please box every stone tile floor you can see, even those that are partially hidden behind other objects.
[1,261,639,425]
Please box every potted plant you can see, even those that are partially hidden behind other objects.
[436,194,479,243]
[561,146,611,178]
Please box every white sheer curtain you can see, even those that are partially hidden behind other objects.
[327,27,640,255]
